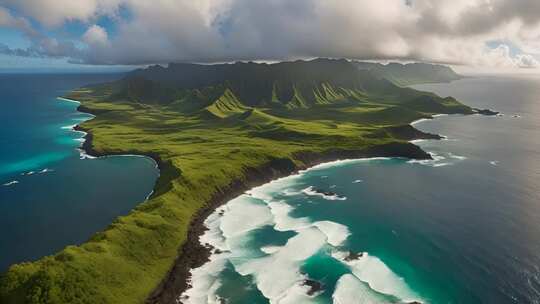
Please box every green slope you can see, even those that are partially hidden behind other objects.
[354,61,463,86]
[203,89,249,118]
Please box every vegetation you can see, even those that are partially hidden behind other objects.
[0,59,472,304]
[354,61,463,86]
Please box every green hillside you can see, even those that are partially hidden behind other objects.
[354,61,463,86]
[0,59,473,304]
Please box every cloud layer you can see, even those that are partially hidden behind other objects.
[1,0,540,68]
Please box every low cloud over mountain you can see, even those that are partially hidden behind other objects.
[1,0,539,69]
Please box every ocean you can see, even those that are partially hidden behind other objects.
[0,74,159,271]
[181,75,540,304]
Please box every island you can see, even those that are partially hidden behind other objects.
[0,58,475,304]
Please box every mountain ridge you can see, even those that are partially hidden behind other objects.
[86,58,469,115]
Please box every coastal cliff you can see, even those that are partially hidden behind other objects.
[145,143,431,304]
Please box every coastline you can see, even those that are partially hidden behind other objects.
[148,113,473,303]
[65,98,163,200]
[71,102,455,304]
[144,147,434,303]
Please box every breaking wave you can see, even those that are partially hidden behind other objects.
[180,160,422,304]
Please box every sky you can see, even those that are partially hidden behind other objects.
[0,0,540,73]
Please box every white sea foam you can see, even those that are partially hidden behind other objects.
[177,254,229,304]
[408,152,448,167]
[232,226,327,302]
[182,157,420,304]
[39,168,53,173]
[313,221,350,247]
[199,207,229,252]
[333,252,421,302]
[448,153,467,160]
[61,124,76,130]
[273,282,316,304]
[333,274,391,304]
[78,149,96,159]
[281,188,301,196]
[219,196,273,239]
[261,245,283,254]
[302,186,347,201]
[268,201,311,231]
[411,118,431,126]
[308,157,391,172]
[57,97,80,104]
[3,180,19,186]
[432,162,451,167]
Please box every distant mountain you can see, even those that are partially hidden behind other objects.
[353,61,462,86]
[81,58,470,116]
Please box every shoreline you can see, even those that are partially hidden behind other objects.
[64,97,162,200]
[72,101,449,304]
[148,113,468,303]
[144,146,433,304]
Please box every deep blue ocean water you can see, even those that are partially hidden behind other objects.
[0,74,159,271]
[182,75,540,304]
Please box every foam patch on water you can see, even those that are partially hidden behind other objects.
[313,221,350,247]
[219,196,274,239]
[281,189,302,196]
[407,152,459,168]
[411,118,431,126]
[302,186,347,201]
[179,254,229,304]
[267,201,311,231]
[232,227,328,301]
[57,97,81,104]
[309,158,391,172]
[78,150,96,159]
[332,252,421,302]
[448,153,467,160]
[61,124,76,130]
[333,274,392,304]
[3,180,19,186]
[261,245,283,254]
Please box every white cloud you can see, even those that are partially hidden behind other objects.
[83,24,109,46]
[515,54,540,68]
[0,0,539,70]
[2,0,123,27]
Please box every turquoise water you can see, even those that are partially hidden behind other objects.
[0,74,159,271]
[182,75,540,303]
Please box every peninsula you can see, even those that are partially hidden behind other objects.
[0,59,474,303]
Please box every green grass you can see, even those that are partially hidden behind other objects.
[0,64,473,304]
